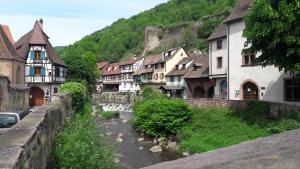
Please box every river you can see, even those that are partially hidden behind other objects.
[96,111,181,169]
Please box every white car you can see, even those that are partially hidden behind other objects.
[0,110,30,135]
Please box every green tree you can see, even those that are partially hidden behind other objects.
[62,51,99,92]
[243,0,300,74]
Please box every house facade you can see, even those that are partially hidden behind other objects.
[15,19,67,106]
[101,63,121,92]
[209,0,295,103]
[0,24,29,112]
[208,24,228,99]
[96,62,109,92]
[119,57,144,94]
[134,47,189,91]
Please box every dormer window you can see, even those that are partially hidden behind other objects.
[155,64,158,69]
[175,65,179,70]
[182,64,186,70]
[217,40,223,49]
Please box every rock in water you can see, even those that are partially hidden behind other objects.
[149,145,162,153]
[167,142,177,151]
[122,119,128,124]
[138,138,145,142]
[116,137,124,143]
[183,151,190,157]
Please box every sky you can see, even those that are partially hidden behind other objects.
[0,0,168,46]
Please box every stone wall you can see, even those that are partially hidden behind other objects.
[93,92,135,104]
[186,98,300,118]
[0,76,29,112]
[0,93,72,169]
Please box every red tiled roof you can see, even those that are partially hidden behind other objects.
[101,62,121,76]
[1,25,14,44]
[97,62,109,69]
[15,20,66,67]
[0,25,24,62]
[184,54,209,79]
[119,56,143,66]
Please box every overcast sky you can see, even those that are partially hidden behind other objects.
[0,0,168,46]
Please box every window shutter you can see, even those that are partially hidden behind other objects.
[30,51,35,60]
[41,51,46,60]
[42,67,46,76]
[30,67,34,76]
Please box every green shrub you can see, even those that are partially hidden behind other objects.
[60,82,87,112]
[101,111,120,119]
[134,97,192,137]
[53,113,121,169]
[246,100,270,115]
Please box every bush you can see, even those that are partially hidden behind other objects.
[134,97,192,137]
[60,82,87,112]
[53,113,121,169]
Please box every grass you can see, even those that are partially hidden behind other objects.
[178,107,300,153]
[100,111,120,119]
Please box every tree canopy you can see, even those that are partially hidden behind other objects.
[244,0,300,74]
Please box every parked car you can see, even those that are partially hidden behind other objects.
[0,109,30,135]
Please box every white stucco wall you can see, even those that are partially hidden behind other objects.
[209,37,227,77]
[227,21,290,103]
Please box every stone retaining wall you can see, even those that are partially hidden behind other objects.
[187,98,300,118]
[0,93,72,169]
[0,76,29,112]
[93,92,135,104]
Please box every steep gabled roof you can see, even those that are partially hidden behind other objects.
[97,62,109,70]
[101,62,121,76]
[224,0,252,24]
[15,20,66,67]
[166,56,195,76]
[0,25,24,62]
[184,54,209,79]
[207,24,227,41]
[119,56,143,66]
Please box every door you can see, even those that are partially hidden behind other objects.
[29,87,45,106]
[193,86,205,98]
[243,82,258,100]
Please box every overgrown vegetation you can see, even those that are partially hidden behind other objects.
[133,87,192,137]
[178,106,300,153]
[54,82,121,169]
[100,111,120,119]
[59,0,236,62]
[59,82,87,113]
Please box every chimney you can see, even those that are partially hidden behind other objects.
[39,18,44,29]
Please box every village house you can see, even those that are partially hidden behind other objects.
[134,47,189,91]
[208,24,228,99]
[0,24,29,111]
[118,57,144,94]
[96,61,109,92]
[101,62,121,92]
[209,0,296,103]
[15,19,67,106]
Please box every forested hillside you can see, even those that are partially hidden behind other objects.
[59,0,236,62]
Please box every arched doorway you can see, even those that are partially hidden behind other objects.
[193,86,205,98]
[242,82,259,100]
[29,87,45,107]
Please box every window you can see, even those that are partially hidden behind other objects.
[170,76,174,82]
[54,87,58,94]
[161,63,165,69]
[160,73,164,80]
[34,67,42,75]
[243,54,256,66]
[217,40,223,49]
[130,83,133,88]
[182,64,186,70]
[217,57,223,68]
[284,79,300,101]
[175,65,179,70]
[55,67,60,77]
[35,51,41,60]
[155,64,158,69]
[178,76,181,82]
